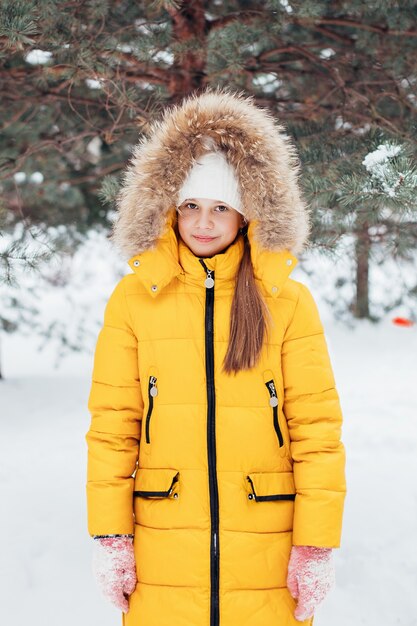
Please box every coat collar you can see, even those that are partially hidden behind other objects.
[127,210,298,299]
[177,232,245,293]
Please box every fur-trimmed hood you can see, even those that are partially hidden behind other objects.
[110,87,311,260]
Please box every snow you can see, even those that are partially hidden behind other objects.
[1,235,417,625]
[319,49,335,59]
[279,0,293,13]
[0,226,126,365]
[287,546,335,621]
[13,171,27,183]
[362,144,402,170]
[25,49,52,65]
[85,78,103,90]
[92,537,136,614]
[253,74,283,93]
[153,50,174,65]
[335,116,352,131]
[86,137,103,160]
[362,143,404,198]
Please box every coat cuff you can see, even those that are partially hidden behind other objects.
[292,489,347,548]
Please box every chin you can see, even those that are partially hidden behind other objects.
[191,243,220,257]
[181,232,237,257]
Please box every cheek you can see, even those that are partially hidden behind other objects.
[222,218,240,239]
[177,220,189,240]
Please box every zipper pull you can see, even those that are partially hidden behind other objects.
[149,376,158,397]
[266,380,278,407]
[213,531,218,556]
[205,269,214,289]
[198,259,215,288]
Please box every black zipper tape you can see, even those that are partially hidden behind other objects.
[265,379,284,447]
[145,375,157,443]
[199,258,220,626]
[246,475,296,502]
[133,471,179,498]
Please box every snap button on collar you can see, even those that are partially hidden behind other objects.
[272,286,278,293]
[133,260,140,267]
[286,259,293,266]
[151,285,158,292]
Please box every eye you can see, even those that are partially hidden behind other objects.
[185,202,198,209]
[215,205,229,212]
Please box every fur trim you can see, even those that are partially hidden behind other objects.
[110,86,311,259]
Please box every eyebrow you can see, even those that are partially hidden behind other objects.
[185,198,230,205]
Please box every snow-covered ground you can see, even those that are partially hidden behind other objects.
[1,234,417,625]
[2,318,417,626]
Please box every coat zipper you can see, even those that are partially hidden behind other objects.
[145,375,158,443]
[265,379,284,447]
[198,260,220,626]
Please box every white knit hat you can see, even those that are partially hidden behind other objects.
[177,151,243,215]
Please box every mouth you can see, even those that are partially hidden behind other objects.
[193,235,217,243]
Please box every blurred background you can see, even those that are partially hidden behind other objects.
[0,1,416,625]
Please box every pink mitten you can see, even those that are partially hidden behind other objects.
[92,536,137,613]
[287,545,335,621]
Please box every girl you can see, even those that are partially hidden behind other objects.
[86,88,347,626]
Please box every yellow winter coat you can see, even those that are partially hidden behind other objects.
[86,90,347,626]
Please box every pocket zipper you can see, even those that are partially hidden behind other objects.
[265,379,284,447]
[145,375,158,443]
[133,471,179,499]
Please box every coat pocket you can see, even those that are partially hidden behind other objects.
[264,374,284,448]
[133,468,181,529]
[133,468,179,499]
[246,471,296,502]
[241,471,296,532]
[144,374,158,444]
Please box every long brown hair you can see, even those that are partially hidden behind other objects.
[223,226,272,375]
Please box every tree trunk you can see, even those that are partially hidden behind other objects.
[166,0,208,98]
[354,220,370,318]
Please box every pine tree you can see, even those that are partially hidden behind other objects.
[294,122,417,320]
[0,0,416,369]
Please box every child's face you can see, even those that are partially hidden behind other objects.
[176,198,245,258]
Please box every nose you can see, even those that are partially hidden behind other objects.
[195,209,214,229]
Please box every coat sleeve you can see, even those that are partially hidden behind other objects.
[85,276,143,537]
[281,282,347,548]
